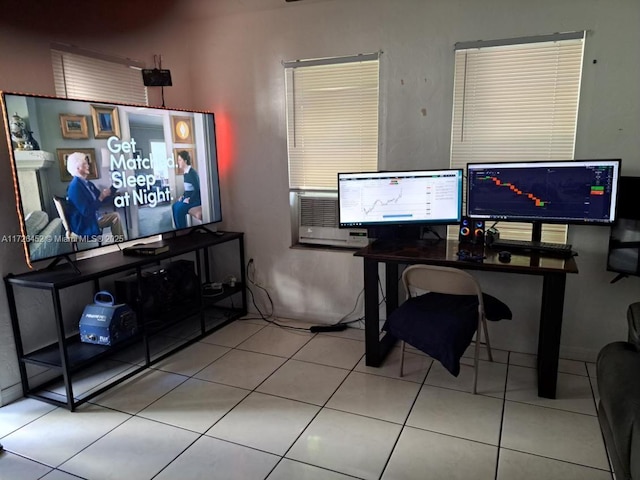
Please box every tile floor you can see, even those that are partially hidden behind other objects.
[0,317,613,480]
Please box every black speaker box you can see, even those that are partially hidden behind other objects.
[142,68,173,87]
[115,260,198,317]
[459,217,485,245]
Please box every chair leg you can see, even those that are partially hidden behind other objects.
[473,317,482,394]
[399,340,406,377]
[482,317,493,362]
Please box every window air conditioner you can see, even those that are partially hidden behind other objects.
[297,192,368,248]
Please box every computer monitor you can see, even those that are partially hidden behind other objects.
[466,159,621,239]
[338,169,463,236]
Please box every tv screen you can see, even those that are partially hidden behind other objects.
[607,176,640,278]
[1,91,222,266]
[338,169,463,228]
[466,159,621,225]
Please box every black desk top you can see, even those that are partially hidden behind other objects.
[354,239,578,276]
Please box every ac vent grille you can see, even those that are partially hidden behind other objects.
[300,197,338,228]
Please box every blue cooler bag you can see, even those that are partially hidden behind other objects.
[79,291,138,346]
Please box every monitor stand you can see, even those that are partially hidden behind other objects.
[531,222,543,242]
[45,254,80,274]
[189,225,222,236]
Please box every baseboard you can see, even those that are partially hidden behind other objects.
[559,345,599,363]
[0,382,23,406]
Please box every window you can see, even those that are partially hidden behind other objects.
[450,32,585,241]
[51,44,148,105]
[285,53,380,192]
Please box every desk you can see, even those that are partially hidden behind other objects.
[354,240,578,399]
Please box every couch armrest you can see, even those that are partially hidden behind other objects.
[597,341,640,480]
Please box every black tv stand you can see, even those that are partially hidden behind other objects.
[5,231,247,411]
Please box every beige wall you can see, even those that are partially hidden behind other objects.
[1,0,639,404]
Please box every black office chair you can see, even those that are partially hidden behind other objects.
[383,264,512,394]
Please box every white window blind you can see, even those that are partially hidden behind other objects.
[52,47,148,105]
[450,33,585,241]
[285,54,379,191]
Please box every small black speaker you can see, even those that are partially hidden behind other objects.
[142,68,173,87]
[472,220,485,245]
[459,217,485,245]
[459,218,472,243]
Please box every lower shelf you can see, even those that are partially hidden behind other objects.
[21,305,246,411]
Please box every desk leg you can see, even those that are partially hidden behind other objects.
[364,259,381,366]
[537,272,566,398]
[364,258,396,367]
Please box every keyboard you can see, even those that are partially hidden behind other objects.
[490,239,574,257]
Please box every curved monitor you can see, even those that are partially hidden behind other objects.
[466,159,621,225]
[1,91,222,267]
[338,169,463,228]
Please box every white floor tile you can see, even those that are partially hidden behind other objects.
[1,404,129,467]
[236,325,314,358]
[425,358,508,398]
[510,353,588,376]
[200,321,265,347]
[509,351,537,369]
[326,371,421,424]
[194,349,286,390]
[354,347,432,383]
[382,426,498,480]
[256,359,349,406]
[59,416,198,480]
[501,401,609,470]
[138,378,249,433]
[497,448,612,480]
[287,409,402,480]
[155,436,279,480]
[558,358,588,376]
[2,317,614,480]
[0,397,56,438]
[153,341,230,376]
[206,392,319,455]
[267,458,356,480]
[407,385,503,445]
[39,470,84,480]
[45,360,141,400]
[293,336,365,370]
[506,365,597,416]
[0,451,52,479]
[91,369,188,414]
[463,343,510,363]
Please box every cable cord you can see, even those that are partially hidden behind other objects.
[245,260,310,332]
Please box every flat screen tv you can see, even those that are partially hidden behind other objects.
[466,159,621,239]
[607,176,640,280]
[338,169,463,234]
[1,91,222,267]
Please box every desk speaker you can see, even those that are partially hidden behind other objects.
[459,217,485,245]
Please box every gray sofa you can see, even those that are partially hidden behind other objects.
[597,302,640,480]
[24,210,71,261]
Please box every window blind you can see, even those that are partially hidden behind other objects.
[52,47,148,105]
[285,54,379,191]
[450,34,585,242]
